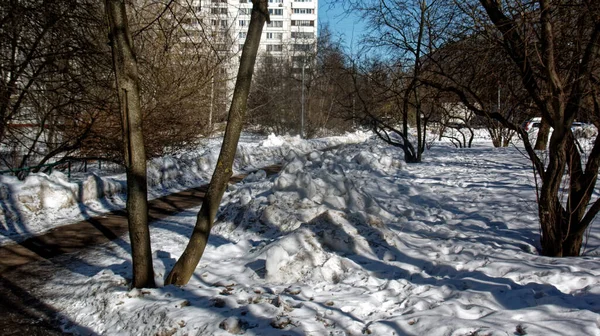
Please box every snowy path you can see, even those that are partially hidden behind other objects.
[26,139,600,336]
[0,164,284,274]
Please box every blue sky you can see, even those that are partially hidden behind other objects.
[318,1,367,51]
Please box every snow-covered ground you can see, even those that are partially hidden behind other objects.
[0,132,369,245]
[19,132,600,336]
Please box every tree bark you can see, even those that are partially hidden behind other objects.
[534,119,551,150]
[563,233,583,257]
[165,0,270,286]
[106,0,155,288]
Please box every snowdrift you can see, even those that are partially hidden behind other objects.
[0,132,370,245]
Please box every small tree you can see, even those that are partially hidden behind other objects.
[346,0,455,162]
[105,0,155,288]
[470,0,600,256]
[429,0,600,256]
[165,0,270,286]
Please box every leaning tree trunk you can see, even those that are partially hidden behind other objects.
[106,0,155,288]
[165,0,270,286]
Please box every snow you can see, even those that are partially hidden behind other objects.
[0,131,370,245]
[6,130,600,335]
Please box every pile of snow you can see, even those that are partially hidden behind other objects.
[0,131,370,245]
[29,136,600,336]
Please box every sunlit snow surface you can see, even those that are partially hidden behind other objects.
[0,132,369,245]
[8,132,600,335]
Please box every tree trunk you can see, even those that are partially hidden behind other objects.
[535,119,551,150]
[421,118,428,152]
[414,0,426,162]
[165,0,269,286]
[401,92,415,162]
[538,129,568,257]
[540,216,584,257]
[415,101,423,161]
[563,233,583,256]
[106,0,155,288]
[467,127,474,148]
[539,202,565,257]
[502,133,511,147]
[491,134,501,147]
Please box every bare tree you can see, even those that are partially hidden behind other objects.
[106,0,155,288]
[247,26,351,137]
[346,0,455,162]
[427,0,600,256]
[451,0,600,256]
[248,54,298,134]
[0,0,115,173]
[165,0,270,286]
[311,26,355,135]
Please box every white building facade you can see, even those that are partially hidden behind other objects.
[194,0,318,68]
[183,0,317,128]
[239,0,318,58]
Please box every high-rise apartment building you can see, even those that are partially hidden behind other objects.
[192,0,318,70]
[183,0,318,128]
[238,0,318,59]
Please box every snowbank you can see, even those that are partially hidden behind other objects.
[0,131,370,245]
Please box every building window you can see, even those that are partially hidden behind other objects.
[293,0,312,2]
[266,44,283,52]
[267,20,283,27]
[220,20,228,28]
[293,44,311,51]
[212,0,227,2]
[293,8,314,14]
[291,20,314,26]
[268,8,283,15]
[240,0,247,2]
[211,19,218,26]
[291,31,313,39]
[269,0,283,3]
[239,32,247,39]
[239,8,252,15]
[266,32,282,39]
[211,8,228,14]
[239,19,248,27]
